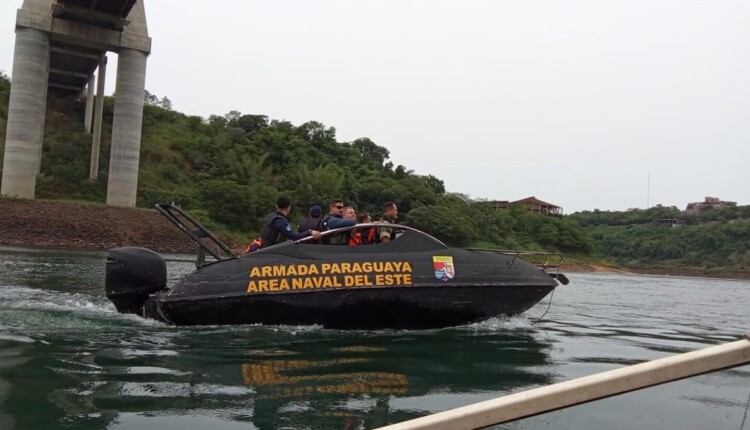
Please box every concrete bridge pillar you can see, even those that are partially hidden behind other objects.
[1,27,50,199]
[89,55,107,180]
[106,48,148,207]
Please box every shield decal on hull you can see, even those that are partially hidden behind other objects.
[433,256,455,281]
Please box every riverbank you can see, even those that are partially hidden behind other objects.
[2,198,747,279]
[0,198,195,254]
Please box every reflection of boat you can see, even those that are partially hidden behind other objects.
[238,329,554,429]
[105,204,568,329]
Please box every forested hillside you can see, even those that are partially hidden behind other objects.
[570,207,750,276]
[2,73,748,276]
[0,73,591,253]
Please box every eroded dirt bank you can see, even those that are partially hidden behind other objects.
[0,199,195,253]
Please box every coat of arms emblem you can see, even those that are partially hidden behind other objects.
[433,256,455,281]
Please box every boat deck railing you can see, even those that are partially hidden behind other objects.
[465,248,565,271]
[465,248,568,284]
[154,203,238,267]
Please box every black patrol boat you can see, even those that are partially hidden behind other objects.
[105,204,568,329]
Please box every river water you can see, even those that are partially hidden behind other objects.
[0,245,748,430]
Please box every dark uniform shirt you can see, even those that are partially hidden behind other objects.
[298,216,323,234]
[260,211,311,248]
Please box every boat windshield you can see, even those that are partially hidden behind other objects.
[290,223,448,253]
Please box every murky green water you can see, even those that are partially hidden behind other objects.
[1,245,748,430]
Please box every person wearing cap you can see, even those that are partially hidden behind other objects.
[260,197,321,248]
[298,204,324,235]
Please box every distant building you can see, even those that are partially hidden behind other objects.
[653,218,683,227]
[485,200,509,211]
[684,197,736,214]
[485,197,563,216]
[513,196,563,216]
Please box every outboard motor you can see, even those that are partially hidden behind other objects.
[106,247,167,314]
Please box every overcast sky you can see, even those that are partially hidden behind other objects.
[1,1,749,213]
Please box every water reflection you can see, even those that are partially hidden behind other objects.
[0,321,553,430]
[234,327,553,429]
[1,247,748,430]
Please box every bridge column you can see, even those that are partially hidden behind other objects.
[106,48,148,207]
[89,55,106,180]
[84,73,95,133]
[1,27,50,199]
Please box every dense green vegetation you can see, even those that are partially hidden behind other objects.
[0,73,590,253]
[589,221,750,269]
[570,207,750,275]
[570,205,750,227]
[1,73,747,276]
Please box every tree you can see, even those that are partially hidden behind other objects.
[405,205,475,246]
[144,89,159,106]
[160,96,172,110]
[233,114,268,133]
[197,180,278,232]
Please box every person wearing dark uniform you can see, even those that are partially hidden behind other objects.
[260,197,321,248]
[298,204,324,234]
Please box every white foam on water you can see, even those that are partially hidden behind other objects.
[463,315,535,331]
[0,286,115,315]
[119,382,254,398]
[110,411,258,430]
[126,366,190,376]
[121,348,179,357]
[250,324,325,335]
[0,334,36,343]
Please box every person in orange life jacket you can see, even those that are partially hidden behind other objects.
[298,204,324,234]
[357,212,376,245]
[342,206,362,246]
[377,201,399,243]
[244,238,262,253]
[260,197,321,248]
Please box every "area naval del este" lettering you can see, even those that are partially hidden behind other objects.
[246,261,413,293]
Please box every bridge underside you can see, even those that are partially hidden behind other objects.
[52,0,137,30]
[48,0,139,94]
[1,0,151,207]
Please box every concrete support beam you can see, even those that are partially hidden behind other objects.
[48,82,82,91]
[1,27,50,199]
[84,73,95,133]
[89,55,106,180]
[106,48,147,207]
[50,46,100,60]
[49,68,89,79]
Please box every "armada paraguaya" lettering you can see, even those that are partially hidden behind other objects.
[246,261,414,293]
[248,261,412,278]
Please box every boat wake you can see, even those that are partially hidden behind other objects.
[0,285,115,315]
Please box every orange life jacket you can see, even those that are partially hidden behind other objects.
[349,231,362,246]
[244,238,262,254]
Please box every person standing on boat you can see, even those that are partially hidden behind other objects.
[342,206,363,246]
[260,197,321,248]
[298,204,324,234]
[378,202,399,243]
[321,198,356,244]
[321,199,356,230]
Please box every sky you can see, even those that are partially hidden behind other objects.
[1,0,749,213]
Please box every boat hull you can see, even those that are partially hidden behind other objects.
[147,283,555,329]
[107,226,563,330]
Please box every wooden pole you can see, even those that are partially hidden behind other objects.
[376,336,750,430]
